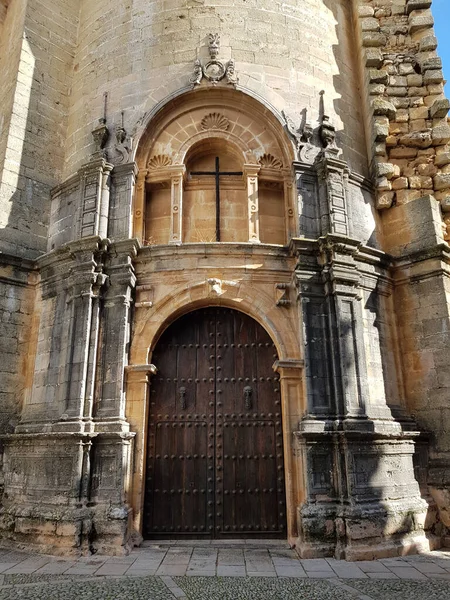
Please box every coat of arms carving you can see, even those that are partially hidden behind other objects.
[190,34,238,86]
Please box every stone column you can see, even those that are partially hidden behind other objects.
[169,167,184,244]
[320,236,367,419]
[244,164,261,242]
[273,359,304,546]
[315,153,350,237]
[293,238,334,417]
[125,364,157,540]
[133,170,146,243]
[283,168,297,240]
[64,238,106,427]
[96,240,138,429]
[78,159,114,239]
[110,162,138,240]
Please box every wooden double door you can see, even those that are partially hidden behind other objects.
[144,307,286,538]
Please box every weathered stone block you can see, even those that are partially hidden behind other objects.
[432,123,450,145]
[361,17,380,32]
[399,131,432,148]
[424,69,444,85]
[408,13,434,34]
[375,162,396,179]
[362,32,387,47]
[434,173,450,191]
[435,152,450,168]
[392,177,409,190]
[419,34,438,51]
[372,97,397,120]
[430,98,450,119]
[373,117,390,141]
[376,191,395,209]
[365,48,383,68]
[406,0,432,14]
[369,69,389,84]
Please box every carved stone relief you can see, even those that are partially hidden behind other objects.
[190,33,238,87]
[200,113,230,131]
[147,155,173,170]
[259,153,283,170]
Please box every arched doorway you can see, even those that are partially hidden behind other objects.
[143,307,287,539]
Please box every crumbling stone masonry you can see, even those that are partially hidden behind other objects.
[0,0,449,559]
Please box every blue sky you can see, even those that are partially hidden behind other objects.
[432,0,450,96]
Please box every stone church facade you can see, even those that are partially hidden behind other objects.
[0,0,450,560]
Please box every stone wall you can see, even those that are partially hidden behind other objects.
[354,0,450,238]
[63,0,368,178]
[0,0,80,259]
[0,256,36,436]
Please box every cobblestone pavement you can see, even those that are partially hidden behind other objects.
[0,542,448,599]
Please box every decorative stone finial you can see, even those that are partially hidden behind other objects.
[282,110,320,165]
[91,92,110,159]
[208,33,220,59]
[319,91,341,157]
[114,111,131,164]
[92,118,109,157]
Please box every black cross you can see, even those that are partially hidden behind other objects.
[190,156,243,242]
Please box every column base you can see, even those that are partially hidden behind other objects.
[294,422,436,560]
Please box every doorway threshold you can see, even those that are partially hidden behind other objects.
[141,539,290,548]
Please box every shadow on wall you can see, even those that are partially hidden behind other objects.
[321,0,369,178]
[0,33,50,260]
[338,288,437,555]
[0,27,51,435]
[311,0,440,555]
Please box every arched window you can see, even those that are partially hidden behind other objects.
[134,89,295,246]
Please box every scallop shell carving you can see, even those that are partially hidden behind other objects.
[200,113,230,131]
[147,154,172,170]
[259,153,283,170]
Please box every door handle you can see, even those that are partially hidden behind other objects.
[179,386,187,410]
[243,386,253,410]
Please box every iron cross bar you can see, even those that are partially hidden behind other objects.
[190,156,243,242]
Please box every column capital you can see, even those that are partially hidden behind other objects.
[273,359,304,376]
[125,364,158,384]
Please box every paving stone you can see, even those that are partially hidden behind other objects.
[3,557,51,574]
[94,563,131,576]
[126,567,158,576]
[156,564,188,576]
[216,565,246,576]
[388,567,427,580]
[412,562,447,574]
[274,565,307,577]
[301,558,334,571]
[217,549,245,566]
[328,564,368,579]
[0,563,27,574]
[33,561,76,575]
[357,561,391,573]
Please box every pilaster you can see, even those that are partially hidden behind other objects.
[109,162,138,240]
[78,160,114,239]
[244,164,261,242]
[125,364,157,540]
[95,239,139,429]
[273,359,304,545]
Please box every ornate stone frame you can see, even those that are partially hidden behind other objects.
[125,256,304,546]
